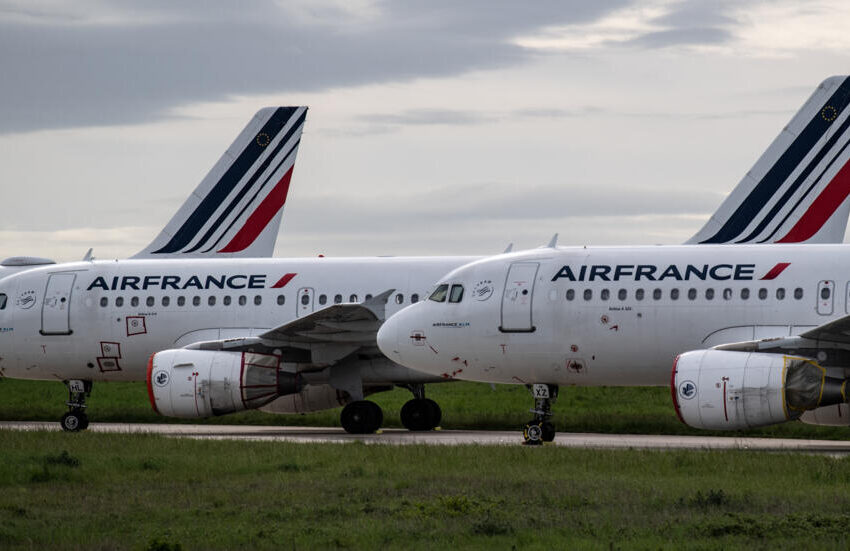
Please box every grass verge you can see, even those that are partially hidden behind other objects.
[1,430,850,549]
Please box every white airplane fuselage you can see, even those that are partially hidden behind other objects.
[0,256,477,382]
[378,244,849,386]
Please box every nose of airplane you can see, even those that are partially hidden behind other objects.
[377,313,401,361]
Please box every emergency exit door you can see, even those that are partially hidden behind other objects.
[817,280,834,315]
[500,262,538,332]
[297,287,315,318]
[41,273,76,335]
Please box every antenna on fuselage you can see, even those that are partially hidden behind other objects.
[82,248,94,262]
[503,243,513,253]
[546,233,558,248]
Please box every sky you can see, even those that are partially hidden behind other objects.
[1,0,850,261]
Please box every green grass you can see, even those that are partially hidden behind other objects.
[2,378,850,439]
[1,430,850,549]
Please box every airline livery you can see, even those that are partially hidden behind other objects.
[377,244,850,443]
[2,78,850,438]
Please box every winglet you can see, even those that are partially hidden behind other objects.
[363,289,396,320]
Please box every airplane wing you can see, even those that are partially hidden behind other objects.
[182,289,395,366]
[713,315,850,362]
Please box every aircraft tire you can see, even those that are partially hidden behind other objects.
[60,411,87,432]
[541,421,555,442]
[401,398,441,431]
[341,401,383,434]
[522,421,544,446]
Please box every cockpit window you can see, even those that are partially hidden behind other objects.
[429,284,449,303]
[448,284,464,303]
[0,294,6,310]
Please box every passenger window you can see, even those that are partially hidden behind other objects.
[319,294,327,305]
[687,288,696,300]
[116,297,124,307]
[365,294,373,301]
[334,294,343,304]
[600,289,610,301]
[177,296,185,307]
[794,287,804,300]
[100,297,108,307]
[723,288,732,300]
[395,294,404,305]
[223,296,231,306]
[758,288,767,300]
[635,289,644,301]
[670,289,679,300]
[240,296,247,306]
[275,295,284,306]
[449,285,464,303]
[776,288,785,300]
[411,294,419,303]
[254,295,262,306]
[208,296,216,306]
[146,296,154,307]
[741,288,749,300]
[131,297,139,307]
[0,293,5,309]
[583,289,592,301]
[429,284,449,303]
[652,289,661,300]
[566,289,575,301]
[162,296,170,307]
[618,289,627,301]
[705,288,714,300]
[350,294,358,303]
[301,294,310,306]
[821,287,831,300]
[193,296,200,306]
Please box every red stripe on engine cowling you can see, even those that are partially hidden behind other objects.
[145,353,159,415]
[760,262,791,280]
[670,355,686,425]
[271,273,297,288]
[777,159,850,243]
[218,166,294,253]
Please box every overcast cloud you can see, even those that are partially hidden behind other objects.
[1,0,850,260]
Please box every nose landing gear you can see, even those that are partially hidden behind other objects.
[523,384,557,445]
[60,379,92,432]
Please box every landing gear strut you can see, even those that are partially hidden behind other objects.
[523,384,557,445]
[399,384,441,431]
[340,400,383,434]
[60,379,91,432]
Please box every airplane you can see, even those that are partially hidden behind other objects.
[376,77,850,444]
[1,77,849,435]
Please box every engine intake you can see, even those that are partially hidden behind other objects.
[671,350,848,430]
[146,349,300,418]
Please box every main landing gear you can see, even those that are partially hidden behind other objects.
[60,379,92,432]
[338,384,443,434]
[399,384,441,432]
[340,400,383,434]
[523,384,558,446]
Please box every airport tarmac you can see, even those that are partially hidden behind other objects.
[2,421,850,453]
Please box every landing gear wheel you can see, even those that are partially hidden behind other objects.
[401,398,442,431]
[340,401,383,434]
[60,410,87,433]
[523,421,543,446]
[541,421,555,442]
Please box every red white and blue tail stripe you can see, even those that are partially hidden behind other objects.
[133,106,307,258]
[688,76,850,245]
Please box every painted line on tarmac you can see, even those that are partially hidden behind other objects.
[2,421,850,453]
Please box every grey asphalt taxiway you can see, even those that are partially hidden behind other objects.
[2,421,850,453]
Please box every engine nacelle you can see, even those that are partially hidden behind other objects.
[672,350,847,430]
[147,349,300,418]
[260,384,351,414]
[800,404,850,426]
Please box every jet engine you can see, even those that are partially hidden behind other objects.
[260,384,351,414]
[671,350,848,430]
[147,349,300,418]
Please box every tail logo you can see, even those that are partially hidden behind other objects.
[822,105,838,122]
[760,262,791,280]
[256,133,270,147]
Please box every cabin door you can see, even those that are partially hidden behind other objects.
[500,262,538,332]
[41,273,76,335]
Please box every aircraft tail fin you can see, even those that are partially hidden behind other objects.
[133,106,307,258]
[687,76,850,245]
